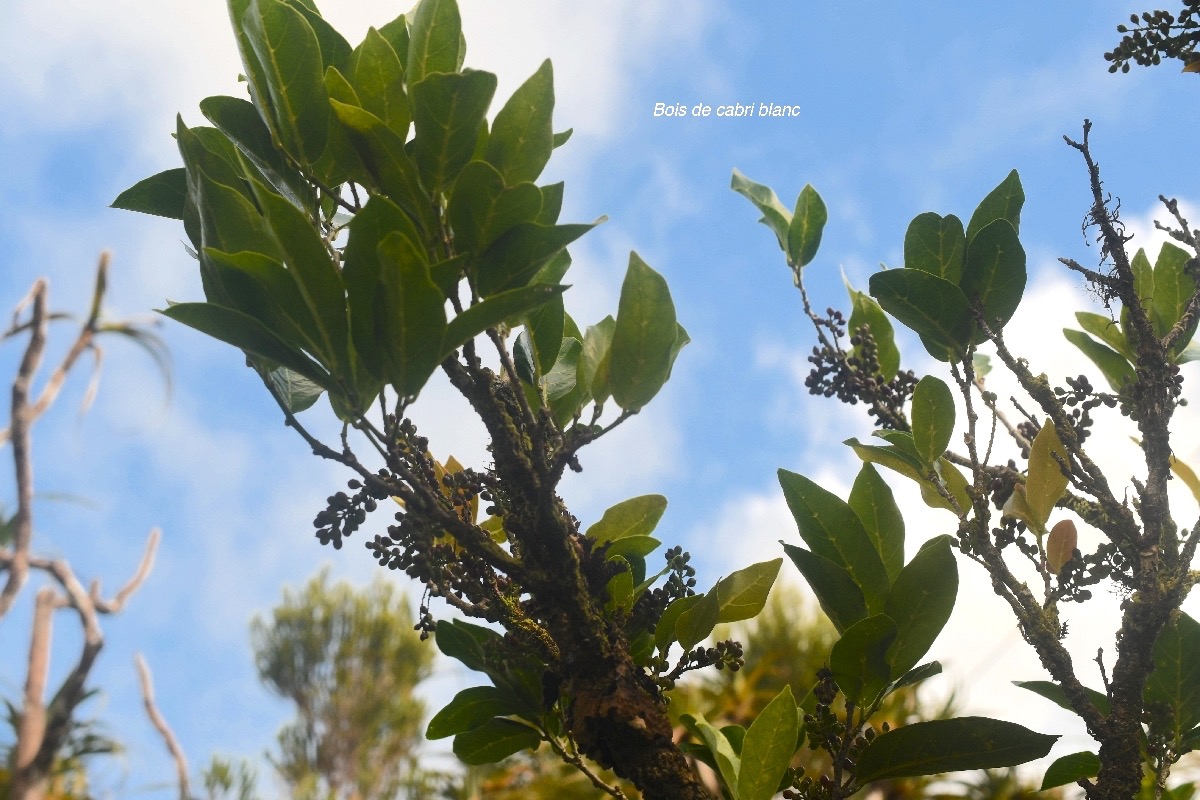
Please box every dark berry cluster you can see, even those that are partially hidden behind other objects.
[313,474,390,549]
[631,546,697,635]
[653,638,745,690]
[1105,5,1200,72]
[805,319,918,430]
[1054,374,1119,444]
[989,460,1021,509]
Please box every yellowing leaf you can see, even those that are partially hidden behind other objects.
[1026,420,1069,530]
[1046,519,1078,575]
[1170,453,1200,506]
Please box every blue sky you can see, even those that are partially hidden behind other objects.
[2,0,1199,796]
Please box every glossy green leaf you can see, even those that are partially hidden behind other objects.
[855,717,1056,783]
[1012,679,1111,716]
[787,184,826,268]
[885,535,957,675]
[448,160,542,255]
[248,178,348,367]
[737,686,799,800]
[243,0,329,166]
[610,253,679,411]
[682,713,740,795]
[264,366,324,412]
[1026,419,1069,531]
[965,169,1024,244]
[442,284,566,357]
[376,232,448,397]
[475,221,592,296]
[427,685,524,739]
[330,98,433,232]
[676,589,720,652]
[1132,246,1154,312]
[831,615,897,705]
[434,618,495,672]
[486,59,554,185]
[1146,611,1200,743]
[731,168,792,252]
[1075,311,1134,361]
[282,0,351,70]
[961,218,1026,340]
[582,316,615,404]
[111,169,188,219]
[200,248,315,354]
[656,594,703,652]
[605,535,661,561]
[585,495,667,544]
[604,557,636,613]
[714,558,782,623]
[411,70,497,194]
[904,212,965,284]
[848,464,905,584]
[885,661,943,696]
[1153,242,1198,344]
[453,717,541,765]
[406,0,463,84]
[526,292,565,375]
[538,182,564,225]
[846,283,900,382]
[782,543,867,634]
[911,376,955,465]
[542,337,581,401]
[348,27,410,138]
[869,268,971,361]
[1040,751,1100,790]
[777,469,889,615]
[931,457,972,516]
[161,302,329,386]
[1063,329,1135,392]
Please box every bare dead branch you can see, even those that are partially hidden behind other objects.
[93,528,160,613]
[10,587,59,800]
[136,653,192,800]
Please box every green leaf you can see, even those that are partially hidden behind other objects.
[475,221,593,296]
[884,661,943,697]
[782,543,867,633]
[830,615,897,705]
[1012,679,1111,716]
[1063,329,1135,392]
[1146,612,1200,743]
[582,316,616,404]
[1040,751,1100,790]
[846,283,900,382]
[869,268,971,361]
[1075,311,1134,362]
[855,717,1056,783]
[604,557,636,613]
[605,536,661,561]
[443,284,566,357]
[1153,242,1198,344]
[248,178,348,368]
[585,495,667,544]
[348,27,410,138]
[1026,419,1069,531]
[904,212,965,284]
[111,168,188,219]
[538,182,564,225]
[373,232,448,397]
[526,292,565,375]
[965,169,1024,244]
[777,469,889,615]
[676,589,720,652]
[264,366,324,412]
[160,302,329,386]
[427,685,525,739]
[610,253,680,411]
[448,161,543,255]
[714,559,782,623]
[553,129,572,148]
[960,218,1026,340]
[911,376,955,465]
[282,0,351,71]
[731,168,792,253]
[542,337,581,401]
[452,717,541,765]
[737,686,799,800]
[656,594,703,652]
[411,70,497,194]
[434,618,498,672]
[681,713,740,795]
[787,184,827,268]
[1133,247,1155,315]
[848,464,905,584]
[406,0,463,84]
[242,0,329,167]
[486,59,554,185]
[885,535,957,675]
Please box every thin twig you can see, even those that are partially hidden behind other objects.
[136,654,191,800]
